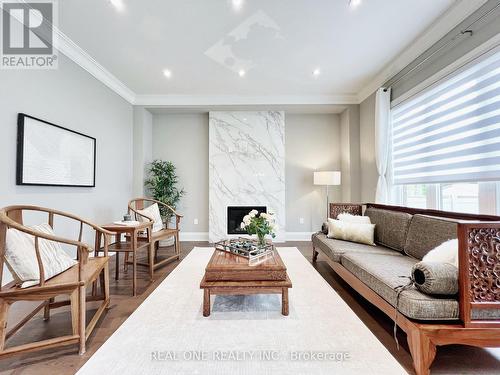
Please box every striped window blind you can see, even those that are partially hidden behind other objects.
[391,48,500,185]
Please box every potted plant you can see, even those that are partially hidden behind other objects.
[145,160,185,246]
[240,209,278,246]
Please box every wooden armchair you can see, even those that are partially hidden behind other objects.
[128,198,183,280]
[0,205,113,358]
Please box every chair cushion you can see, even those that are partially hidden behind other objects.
[5,224,78,288]
[137,203,164,232]
[341,252,459,320]
[364,207,412,252]
[404,215,458,260]
[312,233,402,263]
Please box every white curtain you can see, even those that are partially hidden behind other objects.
[374,87,391,203]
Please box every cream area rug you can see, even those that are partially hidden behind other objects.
[78,247,405,375]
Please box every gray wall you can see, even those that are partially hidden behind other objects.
[285,113,341,232]
[0,54,133,283]
[152,114,210,232]
[133,106,153,196]
[359,92,378,203]
[340,106,361,203]
[151,112,341,234]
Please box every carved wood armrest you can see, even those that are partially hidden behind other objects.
[329,203,363,219]
[457,222,500,327]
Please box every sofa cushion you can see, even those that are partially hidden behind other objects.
[312,232,402,263]
[364,207,412,252]
[404,215,458,260]
[341,252,459,320]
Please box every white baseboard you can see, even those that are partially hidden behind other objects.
[285,232,314,241]
[179,232,313,242]
[179,232,209,241]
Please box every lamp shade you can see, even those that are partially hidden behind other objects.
[313,171,341,186]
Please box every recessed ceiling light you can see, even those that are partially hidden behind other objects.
[110,0,125,11]
[232,0,244,10]
[349,0,362,8]
[163,69,172,78]
[313,68,321,77]
[238,69,246,77]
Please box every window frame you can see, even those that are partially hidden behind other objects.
[393,182,500,215]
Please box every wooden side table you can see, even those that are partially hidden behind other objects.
[97,222,152,296]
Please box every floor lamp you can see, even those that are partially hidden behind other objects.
[314,171,341,220]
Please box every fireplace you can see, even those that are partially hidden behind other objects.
[227,206,267,235]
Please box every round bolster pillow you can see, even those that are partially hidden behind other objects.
[321,222,328,234]
[411,261,458,296]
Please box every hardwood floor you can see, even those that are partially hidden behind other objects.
[0,242,498,374]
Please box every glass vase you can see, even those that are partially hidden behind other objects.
[257,233,266,247]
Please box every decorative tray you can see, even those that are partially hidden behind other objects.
[214,237,274,260]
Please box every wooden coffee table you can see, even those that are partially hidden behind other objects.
[200,249,292,316]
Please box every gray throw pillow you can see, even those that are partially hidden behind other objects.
[412,261,458,295]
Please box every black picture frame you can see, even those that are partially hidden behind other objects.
[16,113,96,187]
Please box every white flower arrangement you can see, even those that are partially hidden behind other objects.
[240,209,278,245]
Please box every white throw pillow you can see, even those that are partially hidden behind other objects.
[422,239,458,267]
[5,223,78,288]
[327,218,375,246]
[337,213,372,224]
[137,203,164,232]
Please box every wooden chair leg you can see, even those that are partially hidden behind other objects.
[132,252,137,297]
[149,243,155,282]
[69,289,79,336]
[175,232,180,257]
[115,252,120,280]
[103,265,110,308]
[43,297,54,321]
[0,299,10,351]
[407,329,437,375]
[78,285,86,355]
[124,253,129,273]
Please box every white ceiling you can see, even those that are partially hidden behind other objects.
[57,0,482,104]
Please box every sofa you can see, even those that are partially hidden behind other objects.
[312,203,500,375]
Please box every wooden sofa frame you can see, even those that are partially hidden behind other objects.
[0,205,113,358]
[312,203,500,375]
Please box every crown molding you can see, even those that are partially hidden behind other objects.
[356,0,488,103]
[54,29,136,104]
[134,94,359,106]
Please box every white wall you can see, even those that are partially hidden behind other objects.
[0,54,133,283]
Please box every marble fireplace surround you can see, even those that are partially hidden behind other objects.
[208,111,285,243]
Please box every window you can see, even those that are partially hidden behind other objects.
[401,185,428,209]
[440,182,478,213]
[394,181,499,215]
[390,47,500,215]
